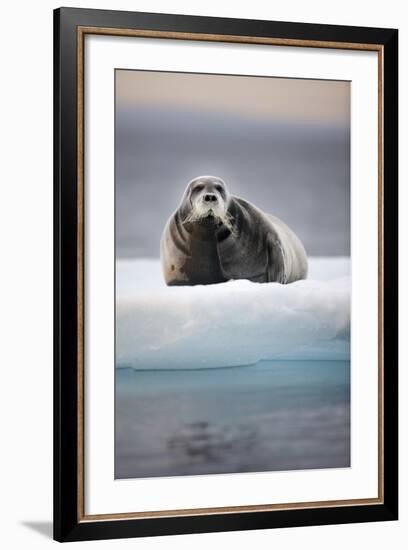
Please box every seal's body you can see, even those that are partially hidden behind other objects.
[160,176,308,286]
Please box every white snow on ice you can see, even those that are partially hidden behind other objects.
[116,258,350,369]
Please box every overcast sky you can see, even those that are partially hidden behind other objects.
[115,70,350,258]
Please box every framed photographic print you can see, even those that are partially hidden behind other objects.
[53,7,398,542]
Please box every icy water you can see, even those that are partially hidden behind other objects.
[115,360,350,479]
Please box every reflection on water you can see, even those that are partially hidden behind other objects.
[115,360,350,479]
[168,421,258,464]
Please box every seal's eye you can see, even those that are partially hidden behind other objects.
[194,184,204,193]
[214,185,223,192]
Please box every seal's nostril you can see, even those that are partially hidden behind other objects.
[204,194,217,203]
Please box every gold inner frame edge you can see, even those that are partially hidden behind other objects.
[76,26,384,522]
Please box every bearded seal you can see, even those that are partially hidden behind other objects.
[160,176,308,286]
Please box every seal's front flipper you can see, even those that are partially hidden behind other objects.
[266,240,287,284]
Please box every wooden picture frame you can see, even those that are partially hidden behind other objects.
[54,7,398,542]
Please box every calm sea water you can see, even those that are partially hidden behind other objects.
[115,360,350,479]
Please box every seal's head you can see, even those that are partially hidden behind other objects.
[180,176,233,231]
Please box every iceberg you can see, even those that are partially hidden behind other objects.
[116,257,350,369]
